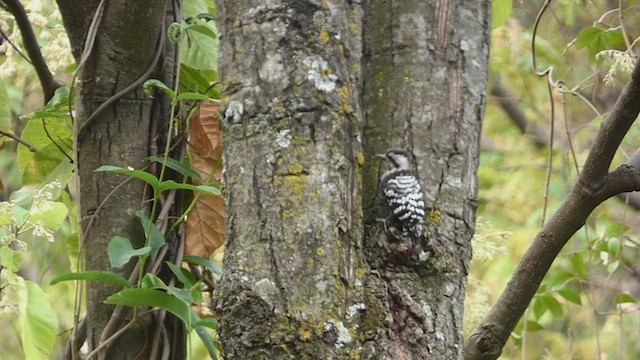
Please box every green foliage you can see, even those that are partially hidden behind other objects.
[20,281,59,360]
[475,2,640,358]
[491,0,512,29]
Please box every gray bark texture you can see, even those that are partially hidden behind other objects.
[215,0,365,358]
[215,0,490,359]
[57,1,179,358]
[360,1,490,359]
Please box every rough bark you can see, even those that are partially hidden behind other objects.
[57,0,174,357]
[360,1,490,359]
[215,0,365,358]
[465,59,640,360]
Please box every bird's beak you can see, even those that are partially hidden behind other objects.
[375,153,386,160]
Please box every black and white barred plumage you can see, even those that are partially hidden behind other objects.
[377,148,426,246]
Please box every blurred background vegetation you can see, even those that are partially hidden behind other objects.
[0,0,639,359]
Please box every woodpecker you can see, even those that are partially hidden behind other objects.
[376,148,426,247]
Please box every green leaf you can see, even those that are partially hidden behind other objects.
[13,205,29,228]
[491,0,512,29]
[541,295,563,318]
[95,165,160,190]
[105,288,193,327]
[108,236,152,268]
[136,211,165,251]
[605,223,628,238]
[524,320,543,332]
[166,261,195,287]
[20,281,59,360]
[532,297,547,319]
[613,293,636,304]
[180,65,220,99]
[575,27,603,49]
[183,255,223,276]
[570,253,587,278]
[196,185,221,195]
[143,79,177,100]
[148,155,201,180]
[607,237,620,258]
[176,92,211,102]
[17,118,73,184]
[50,271,132,288]
[30,201,68,231]
[195,325,219,360]
[607,260,619,273]
[24,87,73,120]
[141,273,169,290]
[196,318,218,330]
[158,180,221,195]
[558,288,581,305]
[180,11,219,72]
[0,245,23,272]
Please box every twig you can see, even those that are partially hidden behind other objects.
[0,27,32,63]
[0,129,37,152]
[0,0,62,102]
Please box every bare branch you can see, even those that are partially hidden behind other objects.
[465,59,640,360]
[0,0,62,103]
[0,129,37,152]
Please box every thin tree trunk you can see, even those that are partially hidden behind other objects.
[57,1,177,357]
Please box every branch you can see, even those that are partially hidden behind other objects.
[1,0,62,103]
[490,80,548,148]
[465,59,640,360]
[0,129,37,152]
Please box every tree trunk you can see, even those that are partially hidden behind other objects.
[57,1,181,357]
[215,0,365,358]
[216,0,490,358]
[360,1,490,359]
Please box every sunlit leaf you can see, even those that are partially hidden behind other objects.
[20,281,59,360]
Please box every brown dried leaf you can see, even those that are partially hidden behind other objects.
[185,101,224,258]
[189,102,221,160]
[185,193,224,258]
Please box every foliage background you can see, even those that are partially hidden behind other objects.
[0,0,639,359]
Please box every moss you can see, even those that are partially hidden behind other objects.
[319,29,331,44]
[354,267,365,279]
[350,22,358,34]
[298,327,312,341]
[427,209,441,225]
[374,71,384,87]
[316,247,325,256]
[355,153,365,166]
[288,164,304,175]
[338,86,350,113]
